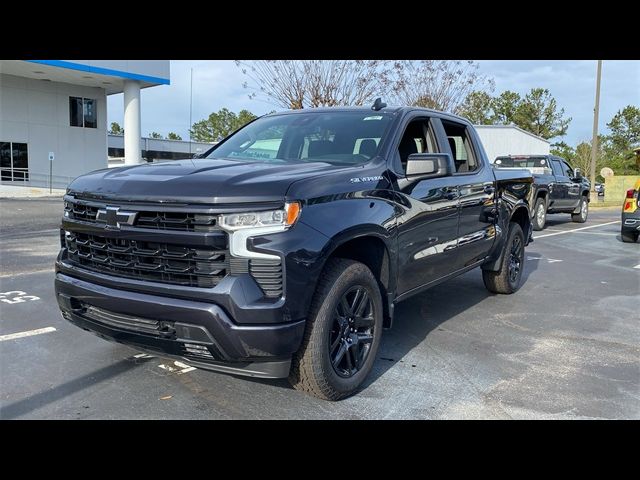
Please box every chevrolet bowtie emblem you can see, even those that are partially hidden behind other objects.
[96,207,137,229]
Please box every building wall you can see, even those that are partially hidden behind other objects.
[0,73,107,188]
[475,126,550,163]
[605,175,640,203]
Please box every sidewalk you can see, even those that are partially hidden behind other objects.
[0,184,66,198]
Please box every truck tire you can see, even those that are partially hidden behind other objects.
[532,197,546,231]
[289,258,383,400]
[482,222,525,294]
[621,230,639,243]
[571,196,589,223]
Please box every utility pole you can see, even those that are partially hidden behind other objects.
[590,60,602,196]
[189,67,194,156]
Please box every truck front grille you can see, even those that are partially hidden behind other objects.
[65,232,228,288]
[65,201,218,232]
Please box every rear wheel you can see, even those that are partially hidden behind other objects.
[483,222,525,294]
[532,197,546,231]
[621,230,639,243]
[571,196,589,223]
[289,258,383,400]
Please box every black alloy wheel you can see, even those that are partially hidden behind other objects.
[329,286,375,378]
[508,233,523,285]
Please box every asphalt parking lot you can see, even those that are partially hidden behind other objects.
[1,197,638,419]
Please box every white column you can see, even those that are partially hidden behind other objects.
[123,80,142,165]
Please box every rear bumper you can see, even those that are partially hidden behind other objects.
[622,212,640,232]
[55,273,306,378]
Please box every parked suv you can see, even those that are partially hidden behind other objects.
[55,106,533,400]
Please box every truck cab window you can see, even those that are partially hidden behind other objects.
[397,119,437,173]
[550,159,565,177]
[561,160,574,178]
[441,121,478,173]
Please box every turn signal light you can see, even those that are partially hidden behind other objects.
[624,202,632,210]
[285,201,301,226]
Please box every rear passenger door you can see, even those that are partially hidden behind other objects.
[561,159,582,209]
[440,119,498,271]
[550,157,570,208]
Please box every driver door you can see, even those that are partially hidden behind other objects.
[393,116,460,296]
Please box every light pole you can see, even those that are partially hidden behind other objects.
[189,67,194,156]
[590,60,602,196]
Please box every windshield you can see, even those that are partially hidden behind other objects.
[205,111,394,165]
[494,156,550,168]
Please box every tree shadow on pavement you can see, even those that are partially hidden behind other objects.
[0,356,155,419]
[189,260,540,396]
[362,258,540,390]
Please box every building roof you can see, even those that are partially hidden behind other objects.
[0,60,169,95]
[473,124,550,144]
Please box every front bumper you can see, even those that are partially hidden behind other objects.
[55,272,306,378]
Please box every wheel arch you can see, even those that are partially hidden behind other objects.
[323,233,394,328]
[511,205,531,241]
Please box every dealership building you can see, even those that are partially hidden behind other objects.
[0,60,170,188]
[475,125,550,163]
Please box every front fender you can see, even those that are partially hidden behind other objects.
[245,194,398,323]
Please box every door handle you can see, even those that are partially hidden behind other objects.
[484,185,495,195]
[445,190,458,200]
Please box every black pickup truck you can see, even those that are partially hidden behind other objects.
[55,105,533,400]
[494,155,591,230]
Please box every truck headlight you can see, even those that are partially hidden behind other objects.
[219,202,301,231]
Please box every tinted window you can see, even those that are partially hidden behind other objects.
[83,98,97,128]
[442,121,478,173]
[561,160,574,177]
[397,119,438,172]
[69,97,83,127]
[1,142,11,181]
[494,156,550,168]
[207,112,393,165]
[0,141,28,181]
[69,97,97,128]
[550,159,565,176]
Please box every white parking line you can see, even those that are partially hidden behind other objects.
[0,326,56,342]
[535,221,620,239]
[158,361,196,375]
[634,264,640,269]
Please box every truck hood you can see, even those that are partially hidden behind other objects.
[67,158,351,204]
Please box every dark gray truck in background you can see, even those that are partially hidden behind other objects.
[494,155,591,230]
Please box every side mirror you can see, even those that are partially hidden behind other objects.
[406,153,453,180]
[574,168,582,180]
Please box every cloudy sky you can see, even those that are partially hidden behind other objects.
[108,60,639,146]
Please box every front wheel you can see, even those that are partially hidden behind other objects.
[571,196,589,223]
[532,197,546,231]
[483,222,525,294]
[289,258,383,400]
